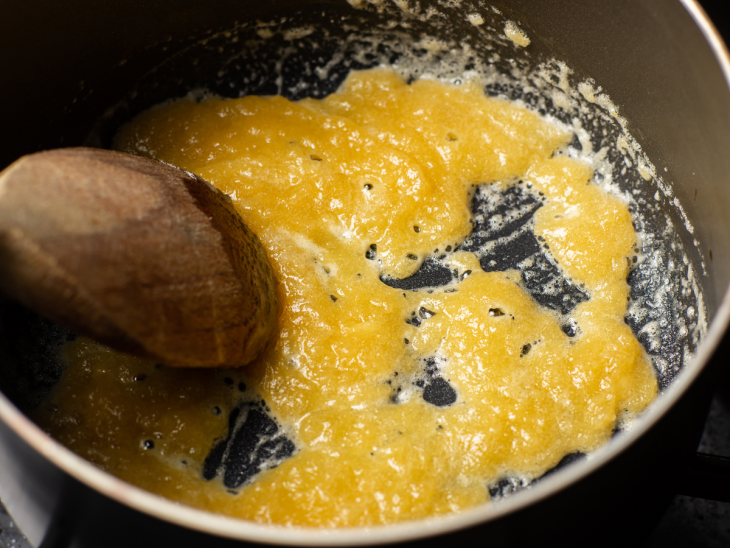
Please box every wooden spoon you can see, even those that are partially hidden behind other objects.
[0,147,278,368]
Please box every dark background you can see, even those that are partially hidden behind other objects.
[700,0,729,39]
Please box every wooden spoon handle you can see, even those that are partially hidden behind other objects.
[0,148,278,368]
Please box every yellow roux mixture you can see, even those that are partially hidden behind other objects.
[35,69,657,526]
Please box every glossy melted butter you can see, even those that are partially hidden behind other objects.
[34,69,657,527]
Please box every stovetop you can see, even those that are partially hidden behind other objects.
[645,390,730,548]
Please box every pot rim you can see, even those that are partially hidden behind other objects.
[2,0,730,545]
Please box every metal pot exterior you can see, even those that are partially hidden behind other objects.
[2,1,730,546]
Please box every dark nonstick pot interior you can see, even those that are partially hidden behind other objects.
[2,1,730,547]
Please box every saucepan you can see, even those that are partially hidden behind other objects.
[1,0,730,546]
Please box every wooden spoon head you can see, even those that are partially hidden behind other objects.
[0,147,278,367]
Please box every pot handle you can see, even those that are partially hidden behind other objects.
[677,452,730,502]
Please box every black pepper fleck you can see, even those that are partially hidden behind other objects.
[419,307,436,319]
[365,244,377,260]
